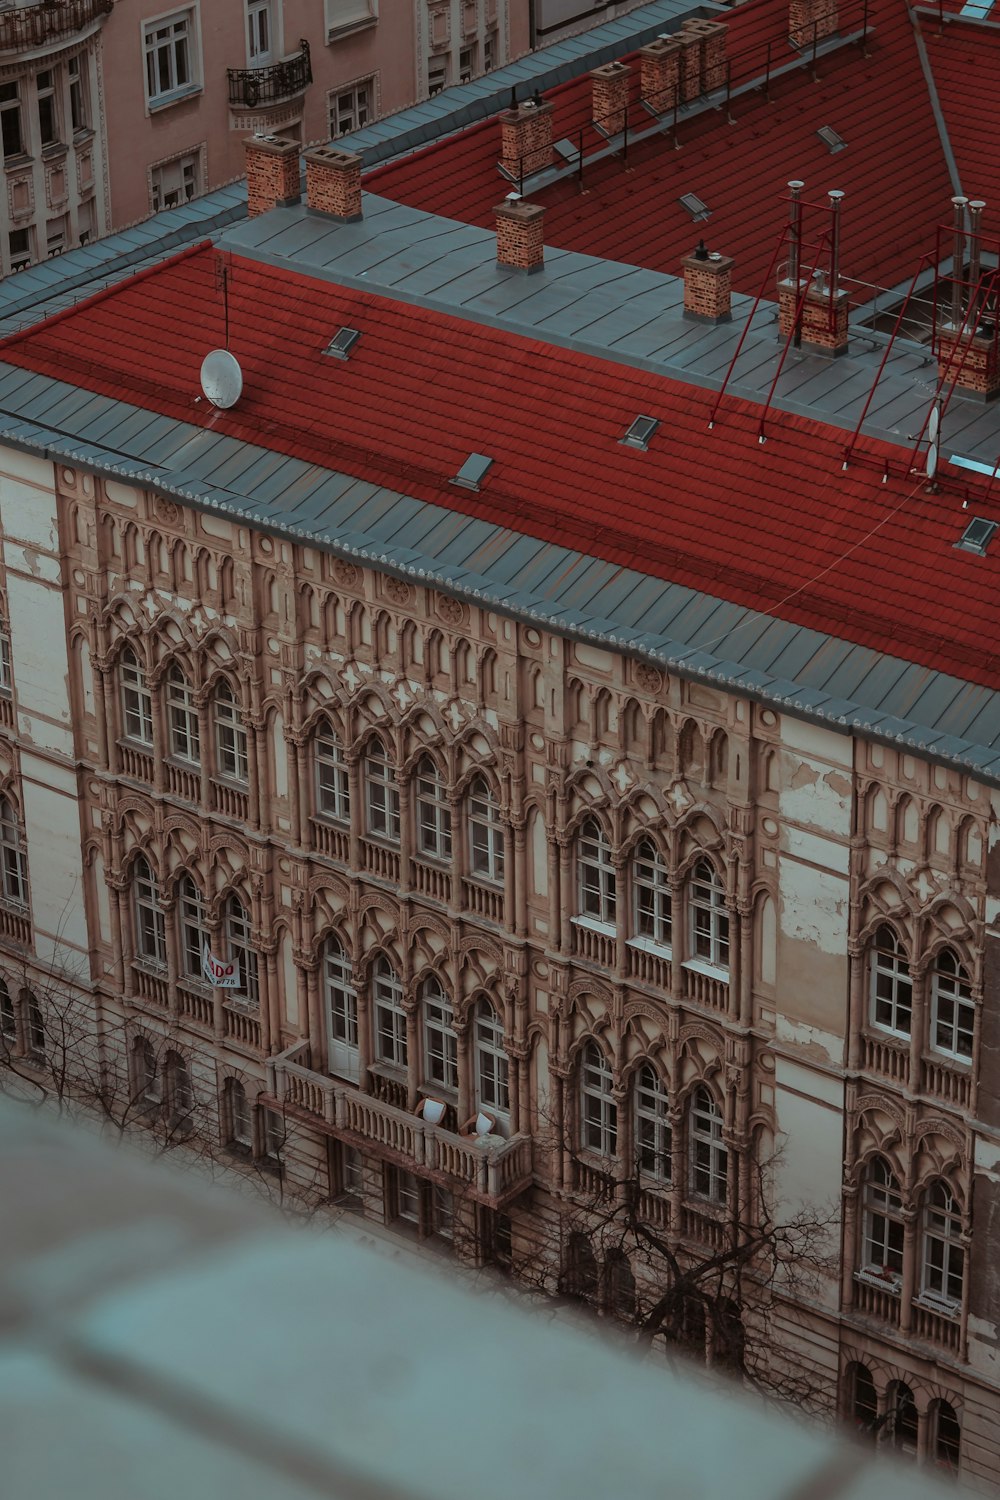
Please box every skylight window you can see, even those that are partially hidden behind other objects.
[679,193,710,222]
[451,453,493,491]
[621,415,659,451]
[816,126,846,153]
[325,327,361,360]
[955,517,998,555]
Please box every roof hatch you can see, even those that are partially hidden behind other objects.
[325,327,361,360]
[451,453,493,491]
[816,125,846,154]
[955,517,998,555]
[679,193,710,222]
[621,416,659,451]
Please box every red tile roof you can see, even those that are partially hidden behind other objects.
[922,17,1000,209]
[368,0,961,305]
[3,244,999,688]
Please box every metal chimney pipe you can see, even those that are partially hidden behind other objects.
[787,180,804,287]
[968,200,986,329]
[951,194,968,329]
[828,189,844,295]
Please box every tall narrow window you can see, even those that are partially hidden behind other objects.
[886,1381,918,1456]
[373,956,406,1069]
[164,1050,193,1125]
[468,776,504,884]
[922,1181,964,1307]
[364,736,400,843]
[214,679,248,782]
[421,974,457,1092]
[689,860,729,968]
[474,998,509,1117]
[120,647,153,744]
[930,948,975,1062]
[131,1036,160,1107]
[133,856,166,968]
[225,895,259,1008]
[689,1086,727,1203]
[177,875,208,981]
[0,620,12,694]
[932,1401,961,1475]
[849,1363,878,1437]
[0,82,23,160]
[869,926,912,1038]
[861,1156,904,1280]
[580,1041,617,1157]
[0,798,28,908]
[144,11,196,105]
[415,756,452,862]
[578,819,616,926]
[316,720,350,822]
[36,70,58,148]
[632,839,672,948]
[167,664,200,763]
[325,935,359,1081]
[246,0,273,62]
[0,977,15,1044]
[226,1077,253,1148]
[69,56,88,134]
[635,1063,671,1181]
[25,992,45,1059]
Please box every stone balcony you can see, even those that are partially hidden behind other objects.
[227,41,311,109]
[267,1041,533,1207]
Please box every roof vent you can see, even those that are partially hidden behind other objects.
[325,327,361,360]
[816,125,846,153]
[452,453,494,491]
[955,517,998,555]
[621,416,659,451]
[679,193,710,222]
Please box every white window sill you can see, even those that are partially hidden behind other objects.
[867,1025,910,1046]
[572,915,616,937]
[327,15,378,42]
[682,958,729,982]
[913,1292,961,1318]
[627,936,673,959]
[854,1267,902,1295]
[468,871,503,889]
[148,84,203,115]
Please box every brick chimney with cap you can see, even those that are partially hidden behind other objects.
[495,194,545,273]
[679,18,728,99]
[590,60,630,135]
[777,184,849,355]
[245,135,301,218]
[639,36,683,113]
[303,145,362,221]
[938,198,1000,400]
[682,241,734,324]
[789,0,839,49]
[500,96,555,181]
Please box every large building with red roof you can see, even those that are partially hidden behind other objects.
[0,0,998,1484]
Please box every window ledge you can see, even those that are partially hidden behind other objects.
[627,935,673,959]
[866,1027,910,1047]
[4,153,34,173]
[926,1050,971,1069]
[41,143,68,163]
[682,957,729,981]
[327,16,378,42]
[368,1061,407,1083]
[467,872,503,890]
[572,915,616,937]
[854,1267,902,1295]
[913,1293,961,1318]
[147,84,202,114]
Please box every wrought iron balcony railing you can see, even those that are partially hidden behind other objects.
[0,0,113,54]
[227,40,311,109]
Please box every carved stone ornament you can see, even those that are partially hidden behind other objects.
[334,560,360,588]
[154,496,180,525]
[436,594,466,626]
[384,576,412,605]
[635,662,663,695]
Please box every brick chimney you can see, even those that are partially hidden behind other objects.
[500,98,555,181]
[789,0,838,49]
[682,241,733,324]
[938,198,1000,400]
[639,36,682,113]
[590,61,630,135]
[303,145,362,221]
[679,18,728,99]
[495,195,545,273]
[778,275,849,355]
[244,135,300,218]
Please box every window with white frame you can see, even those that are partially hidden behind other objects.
[364,735,400,843]
[474,998,509,1117]
[373,955,407,1069]
[329,77,374,138]
[144,10,198,106]
[164,1050,193,1124]
[930,948,974,1063]
[0,82,24,161]
[416,756,452,863]
[133,856,167,968]
[325,934,359,1081]
[214,679,248,783]
[580,1041,617,1157]
[167,664,200,763]
[261,1106,284,1164]
[326,0,377,40]
[428,55,448,95]
[689,859,729,969]
[0,623,11,696]
[69,55,88,135]
[131,1036,160,1107]
[689,1086,726,1204]
[468,776,504,885]
[225,894,259,1008]
[578,818,616,928]
[394,1167,421,1225]
[868,925,912,1038]
[921,1180,964,1307]
[421,974,457,1093]
[120,647,153,745]
[177,874,208,982]
[0,798,27,910]
[431,1184,454,1240]
[860,1155,904,1281]
[226,1077,253,1148]
[316,720,350,822]
[150,151,201,213]
[632,838,671,948]
[36,70,58,149]
[635,1063,671,1182]
[246,0,274,63]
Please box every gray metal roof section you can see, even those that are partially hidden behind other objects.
[1,364,999,785]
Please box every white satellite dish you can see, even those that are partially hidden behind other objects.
[926,400,941,481]
[200,349,243,410]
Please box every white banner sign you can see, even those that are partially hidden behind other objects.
[202,946,241,990]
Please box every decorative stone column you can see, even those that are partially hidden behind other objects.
[161,893,179,1019]
[847,944,865,1070]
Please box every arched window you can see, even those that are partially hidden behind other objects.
[415,756,452,863]
[635,1063,671,1182]
[421,974,457,1093]
[474,998,509,1118]
[922,1180,964,1308]
[373,956,407,1069]
[930,948,974,1063]
[578,818,616,927]
[886,1380,918,1455]
[0,797,28,908]
[132,856,166,968]
[869,925,912,1038]
[225,895,259,1008]
[468,775,504,885]
[689,860,729,968]
[164,1050,193,1126]
[166,664,199,763]
[931,1400,961,1475]
[364,736,400,843]
[713,1299,744,1373]
[0,976,15,1043]
[120,646,153,744]
[689,1086,727,1203]
[848,1362,878,1437]
[861,1155,904,1281]
[632,838,671,949]
[315,719,350,823]
[130,1035,159,1107]
[324,935,359,1081]
[213,678,248,783]
[562,1232,599,1304]
[225,1077,252,1149]
[177,875,208,983]
[580,1041,617,1157]
[0,618,12,695]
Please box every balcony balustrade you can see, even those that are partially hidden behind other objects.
[360,838,400,884]
[132,963,169,1010]
[227,41,311,109]
[412,859,452,904]
[462,878,503,924]
[0,903,31,948]
[119,742,154,784]
[861,1033,910,1087]
[166,761,199,803]
[921,1055,972,1110]
[626,940,671,992]
[572,919,617,970]
[211,779,249,823]
[311,818,349,863]
[681,962,728,1012]
[223,1002,262,1053]
[852,1268,902,1326]
[911,1297,961,1353]
[177,982,213,1031]
[268,1042,532,1206]
[0,0,113,55]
